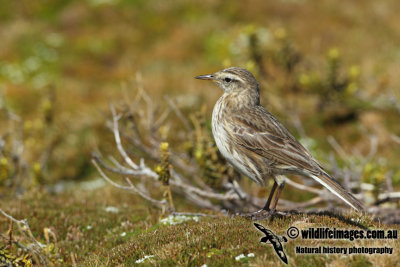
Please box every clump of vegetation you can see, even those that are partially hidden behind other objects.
[0,208,62,266]
[0,90,60,194]
[298,48,364,121]
[155,142,175,210]
[0,248,32,267]
[189,105,236,190]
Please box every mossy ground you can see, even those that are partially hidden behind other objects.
[1,185,398,266]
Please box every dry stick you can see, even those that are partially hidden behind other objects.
[327,134,400,206]
[228,180,248,200]
[92,159,168,209]
[376,192,400,205]
[97,153,352,210]
[93,154,240,201]
[119,130,158,159]
[335,143,400,207]
[295,196,324,209]
[96,152,367,211]
[136,72,154,131]
[327,138,362,191]
[0,208,47,265]
[153,108,171,130]
[367,135,378,159]
[391,134,400,144]
[116,97,198,174]
[343,171,351,191]
[282,177,356,209]
[94,155,246,212]
[284,177,322,195]
[102,100,373,212]
[121,128,198,174]
[166,186,175,211]
[110,104,138,170]
[164,95,192,131]
[291,113,306,138]
[327,135,348,159]
[95,157,218,210]
[7,220,13,249]
[385,171,394,193]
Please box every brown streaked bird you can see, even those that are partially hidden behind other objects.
[195,67,364,215]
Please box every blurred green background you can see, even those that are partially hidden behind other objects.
[1,0,399,187]
[1,0,400,265]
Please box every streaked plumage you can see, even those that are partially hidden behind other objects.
[195,67,364,212]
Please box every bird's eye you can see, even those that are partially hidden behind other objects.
[224,77,232,83]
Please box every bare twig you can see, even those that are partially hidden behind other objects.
[285,177,322,195]
[92,159,168,210]
[94,86,382,216]
[291,113,306,138]
[165,95,192,131]
[7,220,13,249]
[136,72,155,132]
[367,135,378,159]
[327,135,348,159]
[110,104,138,170]
[385,171,394,193]
[0,208,48,265]
[375,192,400,205]
[391,134,400,144]
[93,154,241,202]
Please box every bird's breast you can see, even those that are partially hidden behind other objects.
[212,98,237,165]
[211,97,265,185]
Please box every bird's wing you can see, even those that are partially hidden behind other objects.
[230,107,322,175]
[229,107,365,211]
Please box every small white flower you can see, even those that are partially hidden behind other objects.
[247,253,255,257]
[120,232,126,237]
[235,254,246,261]
[135,255,154,263]
[160,215,200,225]
[105,206,119,213]
[86,225,92,230]
[200,264,207,267]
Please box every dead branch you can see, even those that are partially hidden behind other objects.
[165,95,192,131]
[93,102,374,215]
[0,208,48,265]
[284,177,322,195]
[92,159,168,210]
[93,84,400,217]
[110,104,138,170]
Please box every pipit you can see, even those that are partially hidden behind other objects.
[195,67,364,217]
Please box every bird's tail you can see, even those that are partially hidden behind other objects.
[310,172,365,211]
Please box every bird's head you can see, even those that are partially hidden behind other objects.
[195,67,260,95]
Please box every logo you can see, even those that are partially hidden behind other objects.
[254,223,289,264]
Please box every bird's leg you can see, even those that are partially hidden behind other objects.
[262,181,278,211]
[240,182,285,220]
[269,182,285,212]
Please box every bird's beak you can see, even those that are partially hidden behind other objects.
[195,74,215,80]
